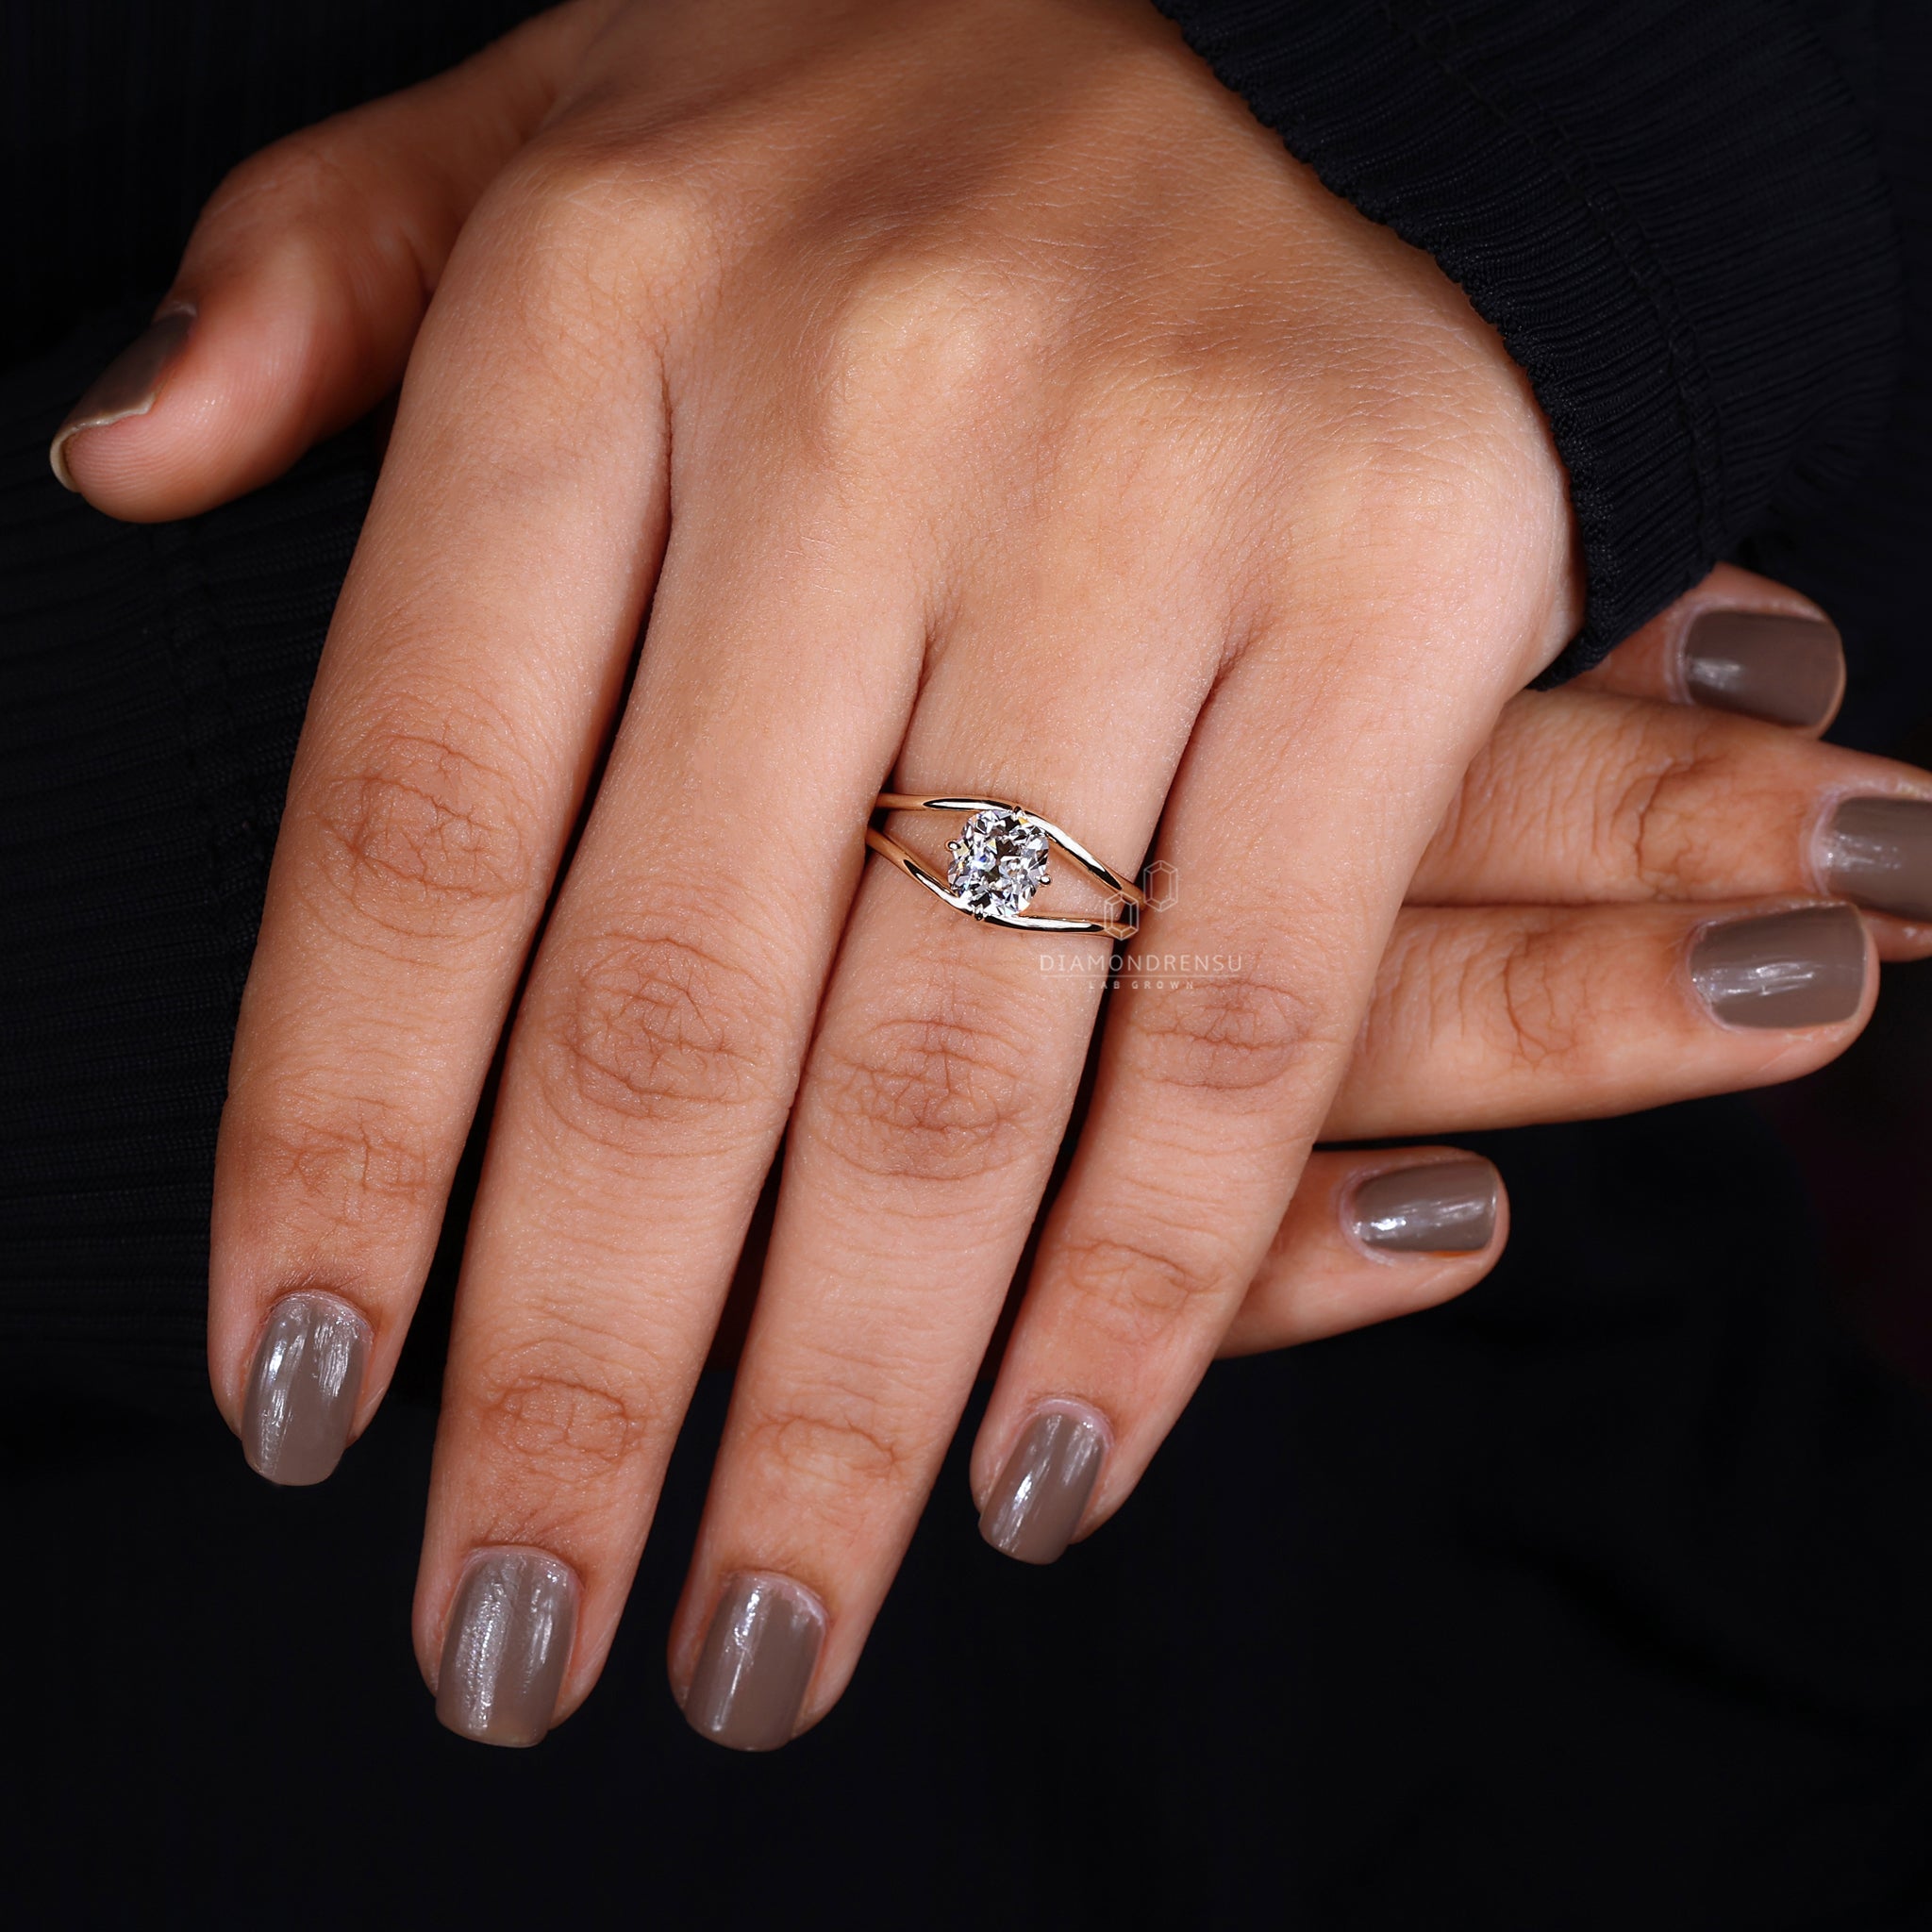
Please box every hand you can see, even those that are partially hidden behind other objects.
[815,564,1926,1366]
[53,2,1924,1751]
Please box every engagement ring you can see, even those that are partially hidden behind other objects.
[866,795,1146,941]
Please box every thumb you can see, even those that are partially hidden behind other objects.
[51,0,615,520]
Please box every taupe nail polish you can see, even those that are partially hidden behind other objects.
[49,308,195,490]
[1348,1158,1498,1254]
[1682,610,1844,729]
[1822,797,1932,923]
[684,1574,824,1752]
[241,1290,370,1486]
[979,1403,1108,1566]
[1690,904,1866,1029]
[436,1549,579,1749]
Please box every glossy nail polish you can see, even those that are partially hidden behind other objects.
[49,308,195,490]
[684,1574,824,1752]
[241,1290,370,1486]
[1682,609,1844,728]
[436,1549,579,1748]
[979,1403,1108,1566]
[1821,797,1932,923]
[1348,1158,1498,1254]
[1690,904,1866,1029]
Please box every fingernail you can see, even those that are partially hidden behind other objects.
[1822,797,1932,923]
[684,1574,824,1752]
[241,1290,371,1486]
[436,1548,579,1749]
[1690,904,1866,1029]
[1682,609,1844,728]
[979,1402,1108,1566]
[49,307,195,490]
[1348,1158,1498,1254]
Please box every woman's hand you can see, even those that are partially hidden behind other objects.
[52,2,1928,1751]
[696,563,1908,1378]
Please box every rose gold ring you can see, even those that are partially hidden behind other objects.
[865,794,1145,941]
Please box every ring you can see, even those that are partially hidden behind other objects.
[866,795,1146,941]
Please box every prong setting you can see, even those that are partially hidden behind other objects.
[867,794,1145,941]
[946,808,1052,918]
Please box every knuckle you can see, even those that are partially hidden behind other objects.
[492,131,712,286]
[306,704,535,943]
[1124,966,1330,1105]
[1052,1225,1229,1345]
[233,1092,439,1231]
[811,249,1053,453]
[533,921,788,1147]
[740,1374,916,1509]
[201,125,358,229]
[429,135,713,381]
[1296,350,1571,608]
[468,1332,652,1500]
[1490,917,1591,1070]
[808,976,1042,1186]
[1611,717,1734,893]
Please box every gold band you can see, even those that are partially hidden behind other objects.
[866,794,1146,941]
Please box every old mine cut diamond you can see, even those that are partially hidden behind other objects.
[947,807,1051,919]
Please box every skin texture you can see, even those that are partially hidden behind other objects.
[52,3,1932,1747]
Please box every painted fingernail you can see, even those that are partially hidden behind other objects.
[1682,609,1844,729]
[1690,904,1866,1029]
[684,1574,824,1751]
[1822,797,1932,923]
[436,1548,579,1748]
[1348,1158,1498,1254]
[979,1402,1108,1566]
[49,307,195,490]
[241,1290,370,1486]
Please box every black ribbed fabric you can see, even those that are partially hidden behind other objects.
[1741,0,1932,751]
[1155,0,1902,681]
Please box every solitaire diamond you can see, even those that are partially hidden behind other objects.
[946,807,1051,919]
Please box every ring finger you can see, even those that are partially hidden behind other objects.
[664,509,1224,1748]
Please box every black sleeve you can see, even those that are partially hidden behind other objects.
[1151,0,1904,682]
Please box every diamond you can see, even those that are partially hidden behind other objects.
[946,807,1051,919]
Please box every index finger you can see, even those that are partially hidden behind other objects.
[1409,688,1932,943]
[208,152,674,1481]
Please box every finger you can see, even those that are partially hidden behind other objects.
[1216,1149,1506,1357]
[1411,686,1932,958]
[209,142,675,1485]
[52,0,616,518]
[1327,897,1875,1141]
[662,497,1211,1749]
[1570,562,1843,733]
[971,562,1546,1570]
[411,416,930,1744]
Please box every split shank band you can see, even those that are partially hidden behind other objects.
[867,794,1147,943]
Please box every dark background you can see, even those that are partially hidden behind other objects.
[5,3,1932,1925]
